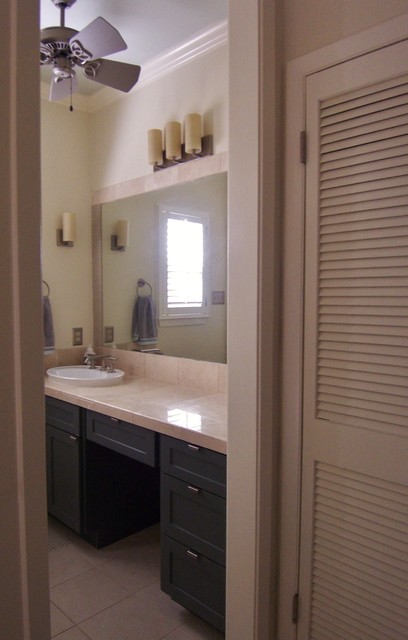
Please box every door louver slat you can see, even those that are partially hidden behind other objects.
[310,464,408,640]
[321,147,408,176]
[321,73,408,113]
[316,77,408,434]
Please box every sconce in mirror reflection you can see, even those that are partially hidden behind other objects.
[147,113,213,172]
[111,219,130,251]
[57,212,76,247]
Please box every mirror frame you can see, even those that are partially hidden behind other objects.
[91,152,228,348]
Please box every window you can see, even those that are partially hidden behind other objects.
[158,207,209,322]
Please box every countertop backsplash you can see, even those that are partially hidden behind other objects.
[44,347,227,396]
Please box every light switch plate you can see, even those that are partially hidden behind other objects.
[212,290,225,305]
[72,327,83,346]
[104,326,114,343]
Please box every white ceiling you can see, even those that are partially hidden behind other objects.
[40,0,228,98]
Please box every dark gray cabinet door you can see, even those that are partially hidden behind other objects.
[45,396,81,436]
[46,423,82,533]
[161,536,225,632]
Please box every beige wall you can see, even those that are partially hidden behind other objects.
[281,0,408,60]
[41,101,93,349]
[89,45,228,191]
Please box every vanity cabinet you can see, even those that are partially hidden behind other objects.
[160,434,226,632]
[45,398,160,548]
[46,396,226,631]
[46,397,83,534]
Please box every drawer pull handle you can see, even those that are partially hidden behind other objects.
[187,444,200,451]
[187,485,200,494]
[69,435,78,441]
[110,417,119,423]
[187,549,199,560]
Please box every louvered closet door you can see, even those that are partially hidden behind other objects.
[299,40,408,640]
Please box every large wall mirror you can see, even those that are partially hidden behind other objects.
[94,172,227,363]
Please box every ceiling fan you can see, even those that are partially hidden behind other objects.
[40,0,141,103]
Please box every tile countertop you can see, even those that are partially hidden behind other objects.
[44,374,227,455]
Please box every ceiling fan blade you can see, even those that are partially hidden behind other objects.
[83,59,141,93]
[69,17,127,62]
[49,73,78,102]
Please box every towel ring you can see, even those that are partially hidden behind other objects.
[42,280,50,297]
[137,278,152,295]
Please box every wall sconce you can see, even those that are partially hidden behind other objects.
[111,219,129,251]
[56,212,76,247]
[147,113,213,172]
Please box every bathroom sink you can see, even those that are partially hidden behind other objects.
[47,365,125,387]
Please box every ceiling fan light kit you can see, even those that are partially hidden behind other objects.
[148,114,213,172]
[40,0,141,105]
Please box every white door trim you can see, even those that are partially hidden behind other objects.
[279,12,408,640]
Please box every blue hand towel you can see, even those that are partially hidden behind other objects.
[43,295,55,353]
[131,294,158,344]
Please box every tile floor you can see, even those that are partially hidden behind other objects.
[48,518,224,640]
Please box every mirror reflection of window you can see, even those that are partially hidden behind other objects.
[158,207,209,321]
[100,173,227,363]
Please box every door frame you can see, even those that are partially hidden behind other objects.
[279,13,408,640]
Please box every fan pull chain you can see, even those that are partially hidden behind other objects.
[69,76,73,112]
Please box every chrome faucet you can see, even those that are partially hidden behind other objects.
[84,354,102,369]
[84,354,116,372]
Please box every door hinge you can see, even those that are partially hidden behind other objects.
[292,593,299,624]
[300,131,306,164]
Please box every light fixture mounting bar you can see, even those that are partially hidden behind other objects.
[56,229,74,247]
[154,135,213,172]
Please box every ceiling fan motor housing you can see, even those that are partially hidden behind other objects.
[51,0,77,8]
[40,26,78,66]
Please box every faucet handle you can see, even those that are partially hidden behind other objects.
[101,355,116,373]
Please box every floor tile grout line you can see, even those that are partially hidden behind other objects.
[52,625,93,640]
[49,599,77,638]
[63,578,162,629]
[49,563,106,592]
[48,521,222,639]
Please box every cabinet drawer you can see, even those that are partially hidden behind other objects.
[45,396,81,437]
[161,473,226,565]
[160,435,226,498]
[86,411,157,466]
[161,535,225,632]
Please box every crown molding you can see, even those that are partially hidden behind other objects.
[41,19,228,114]
[137,20,228,89]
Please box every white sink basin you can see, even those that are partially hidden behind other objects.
[47,365,125,387]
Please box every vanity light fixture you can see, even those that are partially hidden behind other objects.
[111,219,129,251]
[147,113,213,172]
[57,212,76,247]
